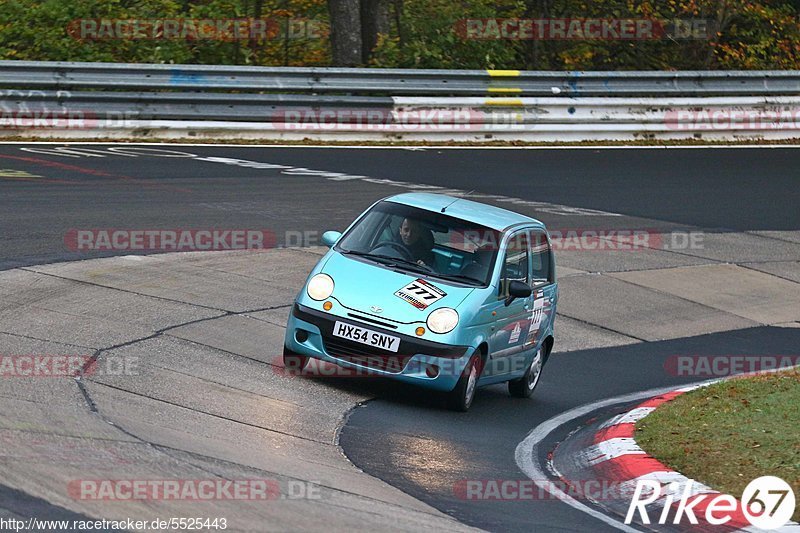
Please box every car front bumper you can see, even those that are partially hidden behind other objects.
[284,303,473,392]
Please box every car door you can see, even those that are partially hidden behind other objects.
[523,229,557,353]
[485,229,533,377]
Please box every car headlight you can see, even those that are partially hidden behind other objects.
[426,307,459,334]
[307,273,334,301]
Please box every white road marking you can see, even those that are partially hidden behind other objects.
[5,141,800,149]
[579,438,646,466]
[515,366,800,531]
[599,407,655,428]
[15,146,623,216]
[514,383,683,531]
[618,471,692,496]
[512,378,750,531]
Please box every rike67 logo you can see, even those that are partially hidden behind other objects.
[626,476,796,530]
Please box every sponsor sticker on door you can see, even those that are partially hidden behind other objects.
[528,297,545,334]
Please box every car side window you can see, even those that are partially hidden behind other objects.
[499,231,529,299]
[376,214,401,245]
[344,210,388,250]
[530,231,552,284]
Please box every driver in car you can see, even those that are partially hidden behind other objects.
[399,218,435,267]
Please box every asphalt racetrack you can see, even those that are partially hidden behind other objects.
[1,144,799,270]
[0,144,798,532]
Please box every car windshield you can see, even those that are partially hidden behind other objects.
[335,200,502,286]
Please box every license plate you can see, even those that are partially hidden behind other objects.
[332,321,400,353]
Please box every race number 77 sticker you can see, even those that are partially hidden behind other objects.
[395,279,447,310]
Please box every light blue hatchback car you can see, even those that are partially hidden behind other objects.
[284,193,558,411]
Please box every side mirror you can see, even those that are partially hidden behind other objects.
[504,280,532,306]
[321,231,342,248]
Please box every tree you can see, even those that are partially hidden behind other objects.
[328,0,362,65]
[360,0,390,62]
[328,0,389,65]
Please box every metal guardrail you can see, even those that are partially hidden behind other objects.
[0,90,393,121]
[1,60,799,141]
[3,92,799,124]
[2,60,800,96]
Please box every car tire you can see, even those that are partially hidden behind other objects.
[447,353,482,412]
[283,346,309,375]
[508,347,544,398]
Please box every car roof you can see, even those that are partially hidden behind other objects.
[384,193,543,232]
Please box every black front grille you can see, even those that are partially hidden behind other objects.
[323,338,412,373]
[346,313,398,329]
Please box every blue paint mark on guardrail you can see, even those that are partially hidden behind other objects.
[567,73,581,96]
[170,70,209,85]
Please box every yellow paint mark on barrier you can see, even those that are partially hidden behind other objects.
[0,169,40,178]
[487,70,520,77]
[487,87,522,94]
[485,98,524,106]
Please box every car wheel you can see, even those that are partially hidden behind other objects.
[283,346,309,375]
[447,353,482,412]
[508,347,544,398]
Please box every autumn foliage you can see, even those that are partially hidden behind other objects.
[0,0,798,69]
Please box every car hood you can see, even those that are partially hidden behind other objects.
[324,251,475,323]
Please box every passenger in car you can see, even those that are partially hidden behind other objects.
[460,244,494,283]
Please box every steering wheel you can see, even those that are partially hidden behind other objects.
[370,241,415,262]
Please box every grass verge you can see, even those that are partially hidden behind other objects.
[636,370,800,522]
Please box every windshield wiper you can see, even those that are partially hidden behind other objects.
[341,250,434,273]
[379,256,435,272]
[339,249,370,257]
